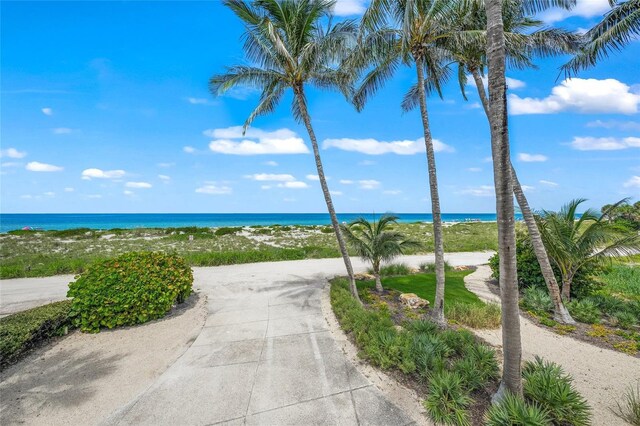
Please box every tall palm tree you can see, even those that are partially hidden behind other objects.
[353,0,457,326]
[210,0,362,303]
[485,0,522,398]
[564,0,639,74]
[537,199,640,301]
[447,0,578,324]
[341,214,421,293]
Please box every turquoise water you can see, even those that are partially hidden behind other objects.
[0,213,515,233]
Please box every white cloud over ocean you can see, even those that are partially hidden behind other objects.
[206,127,310,155]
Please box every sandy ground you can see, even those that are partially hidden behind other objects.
[466,266,640,425]
[0,294,207,426]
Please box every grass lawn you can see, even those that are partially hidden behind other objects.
[357,270,482,306]
[598,265,640,300]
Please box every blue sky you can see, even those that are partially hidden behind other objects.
[1,0,639,214]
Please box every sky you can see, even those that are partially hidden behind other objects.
[1,0,639,214]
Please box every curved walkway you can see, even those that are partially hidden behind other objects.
[465,266,640,426]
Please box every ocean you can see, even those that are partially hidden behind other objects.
[0,213,516,233]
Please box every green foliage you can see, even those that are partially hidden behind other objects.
[612,382,640,426]
[445,301,501,329]
[598,265,640,299]
[485,393,551,426]
[567,299,601,324]
[521,287,554,315]
[0,300,72,368]
[424,371,472,426]
[602,200,640,231]
[523,357,591,426]
[419,261,453,273]
[213,226,241,236]
[377,263,412,277]
[452,344,499,391]
[612,311,638,330]
[67,252,193,333]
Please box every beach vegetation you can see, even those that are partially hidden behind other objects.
[342,214,421,292]
[612,382,640,426]
[377,263,413,277]
[0,300,72,369]
[67,252,193,333]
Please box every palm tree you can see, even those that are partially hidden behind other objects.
[564,0,639,74]
[485,0,522,398]
[210,0,362,303]
[353,0,457,326]
[341,214,421,293]
[447,0,578,324]
[537,199,640,301]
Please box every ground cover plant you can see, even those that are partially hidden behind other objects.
[67,251,193,333]
[0,300,72,369]
[0,222,500,279]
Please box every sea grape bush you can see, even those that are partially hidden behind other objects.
[67,251,193,333]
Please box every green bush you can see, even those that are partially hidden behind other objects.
[612,382,640,426]
[485,393,551,426]
[0,300,72,368]
[424,370,472,426]
[445,301,501,329]
[521,287,553,315]
[214,226,241,236]
[523,357,591,425]
[567,299,601,324]
[375,263,412,277]
[612,311,638,330]
[419,261,453,273]
[67,252,193,333]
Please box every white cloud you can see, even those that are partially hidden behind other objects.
[509,78,640,115]
[196,183,232,195]
[26,161,63,172]
[459,185,495,197]
[358,160,376,166]
[539,180,559,187]
[323,137,454,155]
[331,190,343,196]
[41,107,53,116]
[125,181,152,189]
[570,136,640,151]
[158,174,171,182]
[52,127,74,134]
[186,97,214,105]
[359,179,380,190]
[278,181,308,189]
[383,190,402,195]
[124,190,134,196]
[263,160,278,167]
[333,0,366,16]
[206,126,310,155]
[586,120,640,131]
[245,173,295,182]
[183,146,196,154]
[261,185,272,190]
[541,0,611,23]
[467,167,482,172]
[64,187,75,192]
[467,75,526,90]
[87,194,102,199]
[157,162,175,168]
[1,162,21,168]
[521,185,535,192]
[518,153,548,162]
[20,194,33,199]
[81,168,126,180]
[43,191,55,197]
[306,174,320,181]
[340,179,354,185]
[0,148,27,159]
[624,176,640,188]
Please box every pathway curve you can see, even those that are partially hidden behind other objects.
[465,266,640,426]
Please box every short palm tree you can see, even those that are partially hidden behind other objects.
[210,0,362,303]
[341,214,421,293]
[564,0,639,74]
[537,199,640,301]
[354,0,458,325]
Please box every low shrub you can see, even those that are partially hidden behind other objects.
[67,252,193,333]
[445,301,501,329]
[521,287,553,315]
[214,226,241,236]
[523,357,591,426]
[612,311,638,330]
[612,382,640,426]
[485,393,551,426]
[424,370,472,426]
[376,263,412,277]
[567,299,601,324]
[419,261,453,273]
[0,300,72,368]
[452,344,499,392]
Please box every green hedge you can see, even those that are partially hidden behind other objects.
[0,300,72,369]
[67,252,193,333]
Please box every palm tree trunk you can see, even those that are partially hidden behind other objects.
[470,69,575,325]
[562,276,572,301]
[485,0,522,399]
[375,273,383,293]
[415,56,446,326]
[293,85,361,304]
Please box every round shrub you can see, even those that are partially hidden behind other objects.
[67,252,193,333]
[567,299,601,324]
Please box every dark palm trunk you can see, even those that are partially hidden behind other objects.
[294,85,361,304]
[415,56,446,326]
[373,260,383,293]
[471,69,575,324]
[562,276,572,301]
[485,0,522,398]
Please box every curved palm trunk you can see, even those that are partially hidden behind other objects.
[471,69,575,324]
[415,57,446,326]
[294,85,361,304]
[373,261,383,293]
[485,0,522,399]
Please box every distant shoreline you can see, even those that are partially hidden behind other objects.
[0,213,517,233]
